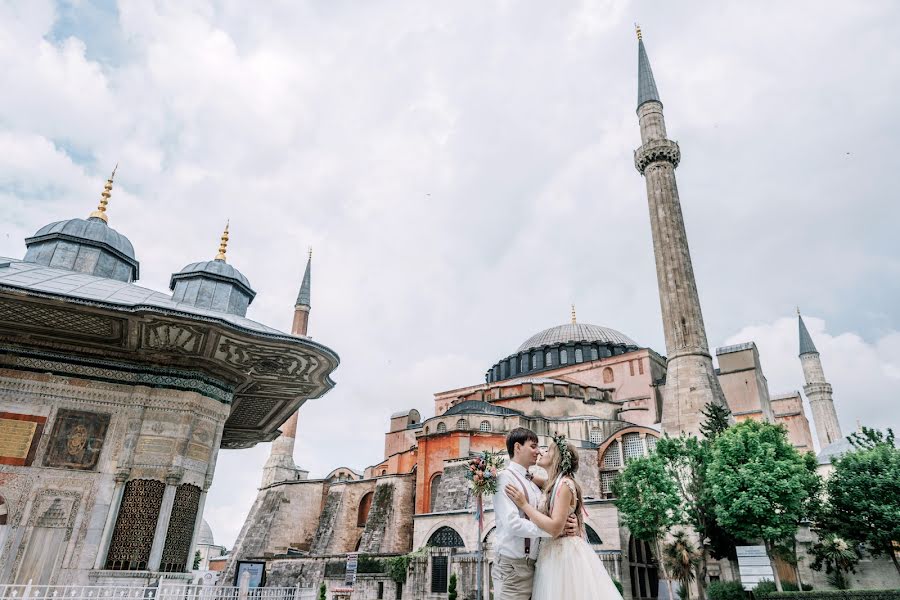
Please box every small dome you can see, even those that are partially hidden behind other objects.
[169,259,256,317]
[172,260,253,291]
[197,519,215,546]
[517,323,637,353]
[24,217,140,282]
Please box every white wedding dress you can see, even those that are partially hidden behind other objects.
[532,477,624,600]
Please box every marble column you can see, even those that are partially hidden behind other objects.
[93,469,130,570]
[147,472,182,572]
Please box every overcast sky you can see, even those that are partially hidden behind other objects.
[2,1,899,548]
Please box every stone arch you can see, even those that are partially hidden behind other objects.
[357,491,373,527]
[603,367,614,383]
[429,473,442,512]
[597,426,660,499]
[427,526,464,548]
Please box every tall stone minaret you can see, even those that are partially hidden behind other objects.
[798,310,842,448]
[260,251,312,487]
[633,28,728,437]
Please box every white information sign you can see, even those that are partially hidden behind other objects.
[736,545,774,590]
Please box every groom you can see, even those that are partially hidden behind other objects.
[492,427,579,600]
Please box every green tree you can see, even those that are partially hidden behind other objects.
[448,573,457,600]
[821,427,900,576]
[699,402,732,439]
[193,550,202,570]
[662,530,702,600]
[317,582,326,600]
[613,454,684,600]
[707,420,821,592]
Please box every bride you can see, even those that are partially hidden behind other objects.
[505,434,623,600]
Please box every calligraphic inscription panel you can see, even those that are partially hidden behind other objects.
[0,412,46,466]
[43,409,110,470]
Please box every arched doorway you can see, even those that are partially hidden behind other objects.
[628,536,659,600]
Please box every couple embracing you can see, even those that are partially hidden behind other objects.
[491,427,623,600]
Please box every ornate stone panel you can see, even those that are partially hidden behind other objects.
[160,484,201,572]
[215,337,317,382]
[140,321,206,355]
[0,298,122,341]
[43,409,110,470]
[105,479,165,570]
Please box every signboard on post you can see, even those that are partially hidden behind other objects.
[345,552,359,586]
[736,545,774,590]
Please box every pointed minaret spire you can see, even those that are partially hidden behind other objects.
[88,165,117,223]
[797,309,818,355]
[636,25,661,109]
[215,221,230,261]
[796,309,842,449]
[292,250,312,337]
[634,27,729,437]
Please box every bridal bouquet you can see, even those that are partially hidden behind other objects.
[465,450,505,497]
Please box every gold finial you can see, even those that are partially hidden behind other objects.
[635,23,642,41]
[88,164,117,223]
[571,304,577,324]
[215,221,230,261]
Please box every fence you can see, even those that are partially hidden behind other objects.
[0,584,316,600]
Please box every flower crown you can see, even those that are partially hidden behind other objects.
[552,433,575,476]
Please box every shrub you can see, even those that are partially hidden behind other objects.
[357,554,385,574]
[755,580,778,595]
[448,573,457,600]
[317,582,326,600]
[707,580,747,600]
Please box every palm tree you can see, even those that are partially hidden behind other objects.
[662,530,702,600]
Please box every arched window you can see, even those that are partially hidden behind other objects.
[428,526,464,548]
[521,355,528,372]
[589,427,603,445]
[437,422,447,434]
[585,525,603,545]
[381,469,387,476]
[599,430,658,499]
[357,492,374,527]
[425,426,430,434]
[560,349,568,364]
[545,352,552,367]
[591,347,599,361]
[603,367,614,383]
[575,348,583,363]
[479,421,491,432]
[629,535,659,599]
[531,353,538,369]
[429,474,442,512]
[456,418,468,430]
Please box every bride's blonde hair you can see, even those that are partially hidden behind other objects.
[543,435,584,529]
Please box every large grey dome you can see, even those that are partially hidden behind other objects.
[24,217,140,282]
[517,323,637,353]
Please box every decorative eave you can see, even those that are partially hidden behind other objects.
[0,287,339,449]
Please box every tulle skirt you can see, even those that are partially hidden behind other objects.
[533,536,623,600]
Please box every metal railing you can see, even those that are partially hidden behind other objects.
[0,584,315,600]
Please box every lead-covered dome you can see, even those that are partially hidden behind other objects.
[517,323,636,353]
[24,217,140,282]
[485,318,640,384]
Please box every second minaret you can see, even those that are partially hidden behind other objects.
[634,29,728,436]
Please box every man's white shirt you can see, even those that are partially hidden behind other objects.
[491,461,551,560]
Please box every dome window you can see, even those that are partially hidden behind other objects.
[545,351,552,367]
[575,348,584,363]
[479,421,491,432]
[560,349,568,365]
[521,355,528,372]
[591,347,599,361]
[455,418,468,430]
[531,353,538,369]
[437,422,447,434]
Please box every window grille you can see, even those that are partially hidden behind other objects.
[160,483,201,572]
[456,418,468,430]
[646,436,657,453]
[105,479,165,570]
[623,433,644,459]
[437,422,447,433]
[600,471,618,496]
[545,352,552,366]
[431,556,449,593]
[601,441,621,468]
[575,348,583,363]
[479,421,491,432]
[589,427,603,445]
[560,350,568,364]
[591,347,599,360]
[429,527,464,548]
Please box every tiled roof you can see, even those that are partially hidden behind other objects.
[517,323,637,353]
